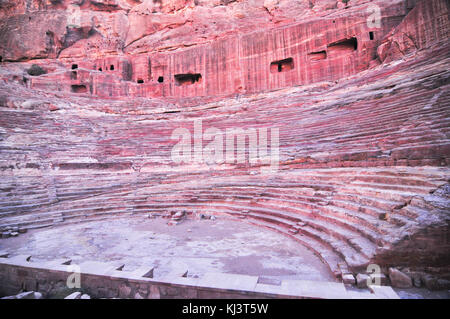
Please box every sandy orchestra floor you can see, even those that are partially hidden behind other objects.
[0,216,335,282]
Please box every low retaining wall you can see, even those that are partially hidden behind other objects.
[0,254,399,299]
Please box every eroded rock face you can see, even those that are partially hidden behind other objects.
[378,0,450,63]
[0,0,412,61]
[0,0,449,285]
[3,2,413,100]
[389,268,413,288]
[374,183,450,269]
[3,0,441,101]
[0,11,68,61]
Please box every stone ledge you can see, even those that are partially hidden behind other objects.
[0,255,400,299]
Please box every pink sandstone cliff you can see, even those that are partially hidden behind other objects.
[0,0,449,286]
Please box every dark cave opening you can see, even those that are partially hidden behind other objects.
[327,37,358,53]
[174,73,202,86]
[71,85,87,93]
[270,58,294,73]
[309,51,327,61]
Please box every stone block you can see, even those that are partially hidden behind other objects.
[64,291,82,299]
[200,273,258,292]
[118,284,132,298]
[409,272,422,288]
[342,274,356,285]
[280,279,347,299]
[7,255,32,265]
[180,287,198,299]
[134,292,144,299]
[160,285,180,297]
[389,268,412,288]
[78,261,116,276]
[436,279,450,290]
[148,285,161,299]
[1,232,11,238]
[127,266,154,279]
[356,273,370,289]
[16,291,42,299]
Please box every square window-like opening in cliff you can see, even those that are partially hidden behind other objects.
[369,32,374,40]
[137,79,144,84]
[309,51,327,61]
[71,64,78,70]
[174,73,202,86]
[327,37,358,53]
[71,85,87,93]
[158,76,164,83]
[110,65,115,71]
[98,67,103,72]
[71,71,77,80]
[270,58,294,73]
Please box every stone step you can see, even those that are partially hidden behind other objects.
[297,225,370,272]
[138,196,388,245]
[240,217,345,279]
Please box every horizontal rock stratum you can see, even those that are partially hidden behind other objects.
[0,0,449,297]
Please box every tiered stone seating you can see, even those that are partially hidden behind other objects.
[0,19,449,282]
[3,165,446,279]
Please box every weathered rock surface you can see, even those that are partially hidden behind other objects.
[378,0,449,63]
[0,0,412,61]
[388,268,413,288]
[0,0,449,289]
[0,11,68,61]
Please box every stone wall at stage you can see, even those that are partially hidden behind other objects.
[0,254,399,299]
